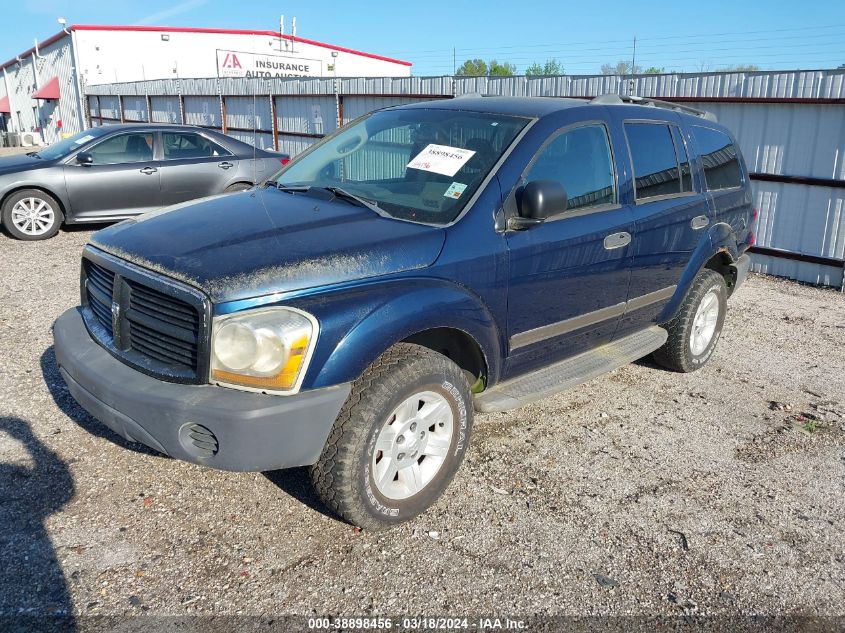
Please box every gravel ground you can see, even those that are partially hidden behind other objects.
[0,226,843,627]
[0,146,40,157]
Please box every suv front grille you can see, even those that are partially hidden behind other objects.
[81,251,210,384]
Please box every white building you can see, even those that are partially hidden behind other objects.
[0,24,412,144]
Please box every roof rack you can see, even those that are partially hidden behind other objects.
[590,93,717,122]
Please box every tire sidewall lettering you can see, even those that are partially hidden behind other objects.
[689,283,725,367]
[361,377,470,521]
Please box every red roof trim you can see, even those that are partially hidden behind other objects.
[32,76,60,100]
[71,24,412,66]
[0,96,10,113]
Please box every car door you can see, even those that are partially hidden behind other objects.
[158,131,237,205]
[63,131,161,219]
[610,114,715,338]
[503,121,635,378]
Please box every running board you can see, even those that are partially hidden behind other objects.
[474,326,668,413]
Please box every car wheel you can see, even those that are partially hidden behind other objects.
[225,183,253,193]
[2,189,64,241]
[653,269,727,373]
[310,343,473,530]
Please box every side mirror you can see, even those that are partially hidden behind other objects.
[76,152,93,166]
[517,179,568,221]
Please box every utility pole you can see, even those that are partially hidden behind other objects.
[453,47,456,76]
[629,36,637,95]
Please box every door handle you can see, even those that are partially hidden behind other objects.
[218,162,234,170]
[603,231,631,250]
[139,167,158,175]
[690,215,710,230]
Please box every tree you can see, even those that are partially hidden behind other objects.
[488,59,517,76]
[525,59,565,76]
[455,58,516,77]
[838,63,845,69]
[455,59,488,76]
[723,64,761,72]
[601,60,642,75]
[643,66,665,74]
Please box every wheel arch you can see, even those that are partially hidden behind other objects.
[658,226,740,321]
[1,185,68,219]
[299,279,504,391]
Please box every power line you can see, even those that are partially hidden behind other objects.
[382,23,845,56]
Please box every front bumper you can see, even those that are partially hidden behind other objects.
[53,307,351,472]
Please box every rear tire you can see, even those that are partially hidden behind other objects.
[653,269,727,373]
[2,189,64,241]
[310,343,473,530]
[224,182,253,193]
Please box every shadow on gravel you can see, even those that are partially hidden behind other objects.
[632,354,664,371]
[263,468,338,521]
[0,416,76,631]
[40,346,163,459]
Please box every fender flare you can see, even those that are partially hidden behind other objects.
[657,222,738,322]
[302,278,504,389]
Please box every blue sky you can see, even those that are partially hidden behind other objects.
[3,0,844,75]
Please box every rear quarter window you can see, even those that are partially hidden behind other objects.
[624,122,687,201]
[692,126,743,190]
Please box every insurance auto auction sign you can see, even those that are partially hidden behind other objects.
[216,50,324,78]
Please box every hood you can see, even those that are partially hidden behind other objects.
[0,153,52,176]
[90,188,446,303]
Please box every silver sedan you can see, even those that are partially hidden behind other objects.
[0,124,289,240]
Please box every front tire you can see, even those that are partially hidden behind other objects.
[224,182,253,193]
[653,268,727,372]
[2,189,64,240]
[310,344,473,530]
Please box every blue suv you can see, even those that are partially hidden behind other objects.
[54,95,754,529]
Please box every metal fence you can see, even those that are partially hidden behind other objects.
[85,70,845,289]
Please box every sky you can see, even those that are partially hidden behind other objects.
[2,0,844,75]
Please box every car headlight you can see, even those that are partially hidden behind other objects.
[211,307,318,394]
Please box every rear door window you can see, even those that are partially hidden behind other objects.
[162,132,230,160]
[524,124,616,212]
[624,122,685,201]
[692,126,743,190]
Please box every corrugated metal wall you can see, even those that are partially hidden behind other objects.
[2,35,82,142]
[85,69,845,288]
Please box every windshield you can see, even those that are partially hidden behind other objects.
[36,128,109,160]
[275,108,529,225]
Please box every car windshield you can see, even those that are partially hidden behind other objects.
[274,108,529,225]
[35,128,109,160]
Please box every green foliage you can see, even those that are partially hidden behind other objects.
[489,60,517,76]
[644,66,665,74]
[525,59,565,76]
[601,61,642,75]
[455,58,516,77]
[455,59,488,76]
[724,64,761,72]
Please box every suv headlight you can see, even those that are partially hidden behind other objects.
[211,307,318,394]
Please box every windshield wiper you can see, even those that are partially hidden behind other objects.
[26,151,42,159]
[266,183,388,217]
[265,181,302,190]
[319,186,388,217]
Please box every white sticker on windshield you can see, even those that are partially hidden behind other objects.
[74,135,96,145]
[443,182,467,199]
[407,144,476,177]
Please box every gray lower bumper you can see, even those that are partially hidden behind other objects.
[53,307,350,472]
[732,253,751,295]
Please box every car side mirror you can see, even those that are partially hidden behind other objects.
[76,152,93,166]
[509,180,568,230]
